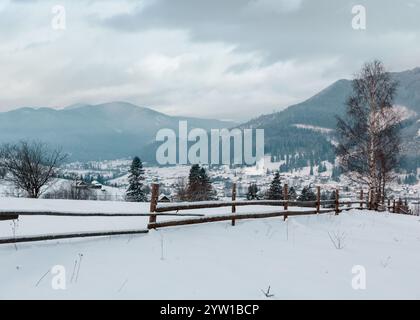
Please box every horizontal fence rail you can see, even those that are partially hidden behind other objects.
[155,200,363,213]
[0,214,19,221]
[0,211,205,218]
[0,229,149,245]
[148,208,335,229]
[148,206,359,230]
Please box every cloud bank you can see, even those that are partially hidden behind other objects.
[1,0,419,121]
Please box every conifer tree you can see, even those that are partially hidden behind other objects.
[265,172,283,200]
[247,183,259,200]
[126,156,147,202]
[331,166,341,182]
[298,186,316,201]
[325,190,337,208]
[318,163,327,173]
[288,186,297,200]
[187,164,217,201]
[199,167,217,200]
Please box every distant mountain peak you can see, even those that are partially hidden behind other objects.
[0,101,235,161]
[95,101,140,108]
[63,103,89,110]
[64,101,140,110]
[306,79,351,102]
[239,66,420,165]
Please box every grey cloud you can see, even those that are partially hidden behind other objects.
[1,0,420,121]
[102,0,420,64]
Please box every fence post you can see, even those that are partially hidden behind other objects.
[360,190,364,209]
[232,183,236,226]
[316,186,320,214]
[335,189,340,215]
[284,184,288,211]
[397,198,401,214]
[149,183,159,225]
[393,199,396,213]
[283,184,288,221]
[387,198,391,212]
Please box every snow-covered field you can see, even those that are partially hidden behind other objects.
[1,198,420,300]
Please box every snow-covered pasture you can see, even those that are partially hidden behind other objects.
[0,198,420,299]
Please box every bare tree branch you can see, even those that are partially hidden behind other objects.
[0,141,67,198]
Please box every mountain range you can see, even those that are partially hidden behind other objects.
[241,67,420,168]
[0,67,419,165]
[243,67,420,130]
[0,102,235,161]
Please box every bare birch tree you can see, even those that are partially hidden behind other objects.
[336,60,401,208]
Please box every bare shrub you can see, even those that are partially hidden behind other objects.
[328,231,346,250]
[0,141,67,198]
[44,183,97,200]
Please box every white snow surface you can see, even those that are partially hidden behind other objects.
[0,199,420,299]
[292,124,334,134]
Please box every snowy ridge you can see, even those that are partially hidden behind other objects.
[292,124,334,134]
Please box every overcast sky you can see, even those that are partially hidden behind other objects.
[1,0,419,121]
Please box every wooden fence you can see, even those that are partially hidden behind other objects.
[0,209,204,244]
[147,183,365,230]
[385,198,412,214]
[0,182,411,244]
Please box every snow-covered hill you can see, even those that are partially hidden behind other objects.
[0,202,419,299]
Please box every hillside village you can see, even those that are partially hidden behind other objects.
[36,155,418,215]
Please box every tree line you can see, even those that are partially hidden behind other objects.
[246,171,322,202]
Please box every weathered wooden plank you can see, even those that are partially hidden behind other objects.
[284,184,288,211]
[231,183,236,226]
[0,229,149,245]
[156,200,284,212]
[335,189,340,215]
[0,214,19,221]
[148,209,335,229]
[149,183,159,224]
[316,186,320,213]
[155,200,323,212]
[0,211,204,217]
